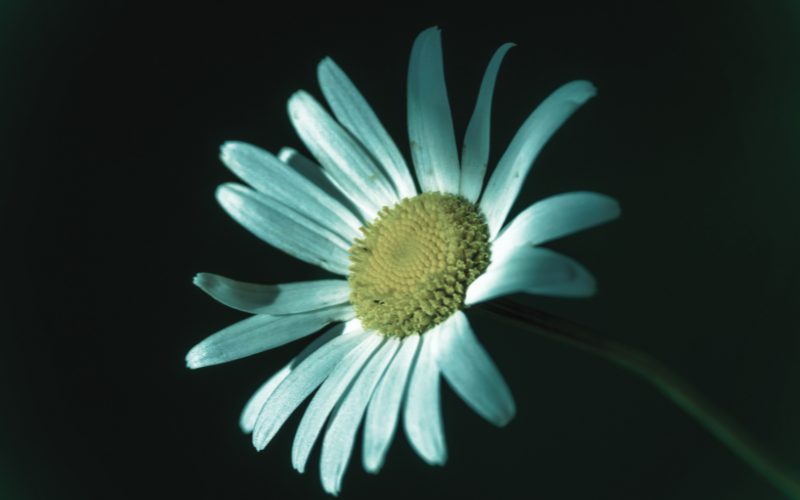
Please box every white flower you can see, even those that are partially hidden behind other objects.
[187,26,620,495]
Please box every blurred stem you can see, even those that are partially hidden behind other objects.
[474,298,800,500]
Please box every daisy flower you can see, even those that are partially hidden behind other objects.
[187,26,620,495]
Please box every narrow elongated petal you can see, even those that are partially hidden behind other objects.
[460,43,515,203]
[480,80,598,239]
[407,26,460,195]
[492,192,620,260]
[432,312,515,426]
[288,91,398,217]
[465,245,596,305]
[186,303,355,369]
[292,334,384,473]
[320,338,400,495]
[194,273,351,315]
[240,326,344,433]
[252,320,370,450]
[216,183,352,276]
[278,147,369,224]
[363,334,420,473]
[318,57,417,200]
[220,141,362,242]
[404,330,447,465]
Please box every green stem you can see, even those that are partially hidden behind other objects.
[474,298,800,499]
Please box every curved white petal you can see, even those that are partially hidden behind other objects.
[185,303,355,369]
[363,334,420,474]
[241,365,292,434]
[320,337,400,495]
[278,146,369,224]
[318,57,417,201]
[220,141,362,243]
[465,245,596,305]
[492,191,620,261]
[480,80,598,239]
[252,320,370,450]
[292,334,384,473]
[432,311,515,426]
[460,43,515,203]
[240,326,344,433]
[194,273,351,315]
[407,26,460,195]
[216,183,352,276]
[288,90,398,217]
[403,329,447,465]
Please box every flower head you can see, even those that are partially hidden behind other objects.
[187,26,620,495]
[348,191,491,338]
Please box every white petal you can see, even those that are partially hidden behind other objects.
[318,57,417,201]
[240,367,291,434]
[194,273,351,315]
[459,43,515,204]
[320,337,400,495]
[216,183,352,276]
[185,303,355,369]
[492,192,620,261]
[292,333,384,473]
[252,320,370,450]
[407,27,460,195]
[403,330,447,465]
[278,146,370,224]
[432,311,515,426]
[220,141,362,242]
[480,80,598,239]
[465,245,596,305]
[240,326,344,433]
[362,334,420,474]
[288,91,399,217]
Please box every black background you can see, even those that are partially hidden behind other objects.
[3,1,800,499]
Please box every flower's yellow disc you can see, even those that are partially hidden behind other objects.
[348,192,490,337]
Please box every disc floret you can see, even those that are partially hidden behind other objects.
[348,192,490,337]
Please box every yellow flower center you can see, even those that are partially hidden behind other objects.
[348,192,491,338]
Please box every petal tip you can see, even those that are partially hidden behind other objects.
[290,89,312,102]
[496,407,516,427]
[220,140,238,152]
[571,80,598,101]
[252,431,268,451]
[364,464,381,475]
[185,347,206,369]
[215,182,242,208]
[192,273,207,287]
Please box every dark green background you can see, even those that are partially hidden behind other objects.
[3,0,800,498]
